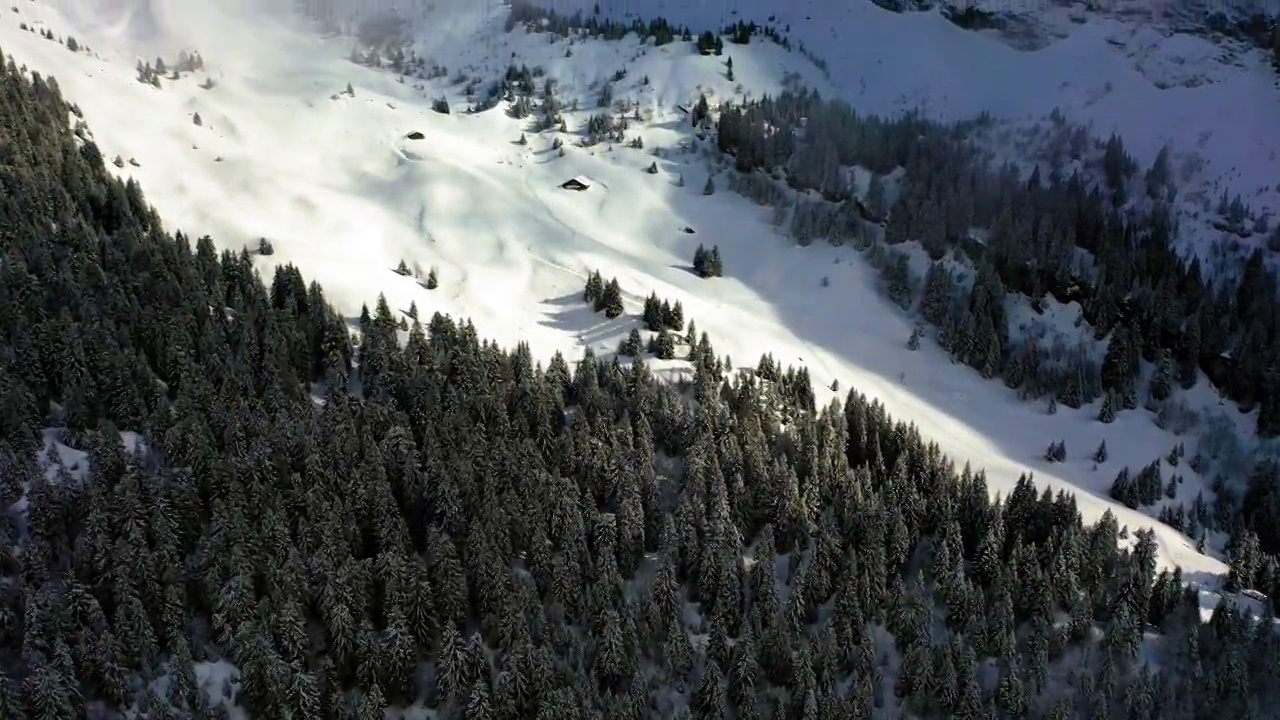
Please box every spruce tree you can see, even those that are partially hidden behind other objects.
[603,278,624,318]
[585,270,604,306]
[693,245,708,276]
[620,328,643,357]
[643,293,664,331]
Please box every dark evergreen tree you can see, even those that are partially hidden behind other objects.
[602,278,625,318]
[585,270,604,305]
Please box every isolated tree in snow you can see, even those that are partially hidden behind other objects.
[691,93,711,128]
[1098,391,1117,423]
[426,266,439,290]
[584,270,604,306]
[646,161,658,174]
[643,293,664,331]
[1093,440,1109,464]
[665,300,685,331]
[707,246,723,276]
[619,328,642,357]
[703,176,715,195]
[693,245,723,277]
[602,279,624,318]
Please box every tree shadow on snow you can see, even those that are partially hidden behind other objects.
[538,291,636,353]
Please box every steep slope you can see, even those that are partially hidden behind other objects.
[0,0,1235,596]
[552,0,1280,258]
[7,47,1276,720]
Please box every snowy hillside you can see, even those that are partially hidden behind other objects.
[544,0,1280,261]
[6,0,1273,608]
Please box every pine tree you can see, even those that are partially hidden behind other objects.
[907,326,922,351]
[661,300,684,332]
[693,245,708,276]
[620,328,643,357]
[602,279,624,318]
[1145,145,1172,200]
[649,328,676,359]
[693,661,726,720]
[1098,391,1117,423]
[585,270,604,305]
[708,246,722,277]
[643,293,664,331]
[1150,348,1173,404]
[703,176,715,195]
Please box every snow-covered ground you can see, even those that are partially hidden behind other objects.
[2,0,1256,600]
[562,0,1280,258]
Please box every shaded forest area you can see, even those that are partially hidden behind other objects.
[1,32,1280,720]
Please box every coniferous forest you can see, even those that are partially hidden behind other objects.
[500,3,1280,607]
[4,34,1280,720]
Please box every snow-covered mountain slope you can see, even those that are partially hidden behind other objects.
[551,0,1280,258]
[0,0,1242,598]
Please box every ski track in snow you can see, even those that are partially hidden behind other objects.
[6,0,1270,610]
